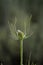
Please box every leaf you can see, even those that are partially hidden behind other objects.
[8,21,18,40]
[24,15,32,36]
[25,31,33,39]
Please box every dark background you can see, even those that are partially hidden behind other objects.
[0,0,43,65]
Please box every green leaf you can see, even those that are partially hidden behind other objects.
[8,21,18,40]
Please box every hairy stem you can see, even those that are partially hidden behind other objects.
[20,39,23,65]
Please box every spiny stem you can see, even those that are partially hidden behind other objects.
[20,39,23,65]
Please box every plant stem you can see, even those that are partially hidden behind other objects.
[20,39,23,65]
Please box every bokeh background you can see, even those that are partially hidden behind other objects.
[0,0,43,65]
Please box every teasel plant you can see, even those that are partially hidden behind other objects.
[8,15,33,65]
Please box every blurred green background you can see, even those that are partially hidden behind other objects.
[0,0,43,65]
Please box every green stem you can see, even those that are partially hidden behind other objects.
[20,39,23,65]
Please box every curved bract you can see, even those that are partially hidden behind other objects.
[17,30,25,40]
